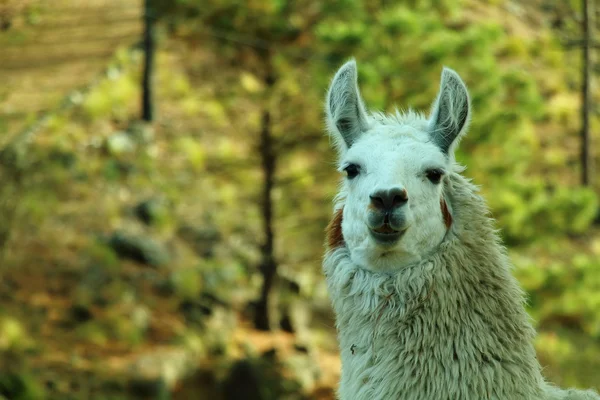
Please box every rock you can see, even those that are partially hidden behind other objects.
[75,321,108,346]
[127,121,155,145]
[283,351,322,394]
[70,304,93,323]
[278,277,311,336]
[0,142,28,171]
[131,305,152,333]
[281,277,301,295]
[169,267,203,300]
[279,301,311,336]
[128,378,170,400]
[127,348,198,397]
[173,331,205,357]
[222,360,263,400]
[135,198,169,226]
[104,300,152,345]
[221,350,310,400]
[179,299,211,327]
[48,149,77,168]
[103,159,136,180]
[105,131,135,155]
[154,279,175,297]
[280,314,294,333]
[202,305,237,356]
[75,301,151,346]
[201,292,230,308]
[178,290,232,328]
[201,265,248,308]
[108,232,170,267]
[293,343,310,354]
[177,225,221,258]
[75,263,134,308]
[261,347,277,361]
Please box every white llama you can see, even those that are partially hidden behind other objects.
[323,60,600,400]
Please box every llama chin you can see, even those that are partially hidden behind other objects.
[323,60,600,400]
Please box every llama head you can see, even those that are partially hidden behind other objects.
[326,60,470,271]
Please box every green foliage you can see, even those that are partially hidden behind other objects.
[76,303,150,347]
[83,73,138,122]
[75,321,109,346]
[174,136,205,171]
[86,242,120,271]
[170,267,203,300]
[0,115,8,135]
[493,184,598,243]
[1,30,28,45]
[101,159,118,181]
[17,187,59,226]
[0,316,29,351]
[0,372,46,400]
[24,4,41,26]
[516,250,600,339]
[200,260,249,303]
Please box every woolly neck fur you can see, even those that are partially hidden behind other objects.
[324,172,600,400]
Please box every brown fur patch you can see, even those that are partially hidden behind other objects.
[440,198,452,229]
[326,208,344,249]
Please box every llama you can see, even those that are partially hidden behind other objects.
[322,60,600,400]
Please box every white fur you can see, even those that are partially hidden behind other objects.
[337,123,448,271]
[323,61,600,400]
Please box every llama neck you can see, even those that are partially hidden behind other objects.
[323,173,544,399]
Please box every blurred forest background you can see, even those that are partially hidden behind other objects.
[1,0,600,398]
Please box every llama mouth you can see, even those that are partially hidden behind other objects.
[369,225,406,245]
[373,224,398,234]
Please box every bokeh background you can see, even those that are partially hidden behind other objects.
[1,0,599,398]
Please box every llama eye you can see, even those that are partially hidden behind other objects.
[343,164,360,179]
[426,168,444,184]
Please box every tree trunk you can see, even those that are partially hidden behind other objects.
[581,0,594,186]
[254,50,277,331]
[142,0,155,122]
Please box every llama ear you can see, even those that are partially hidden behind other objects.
[428,67,471,154]
[326,60,369,152]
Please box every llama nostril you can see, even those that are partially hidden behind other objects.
[370,188,408,211]
[391,189,408,208]
[369,195,385,210]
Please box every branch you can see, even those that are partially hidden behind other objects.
[562,38,600,48]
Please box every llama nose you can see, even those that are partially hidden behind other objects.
[369,187,408,211]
